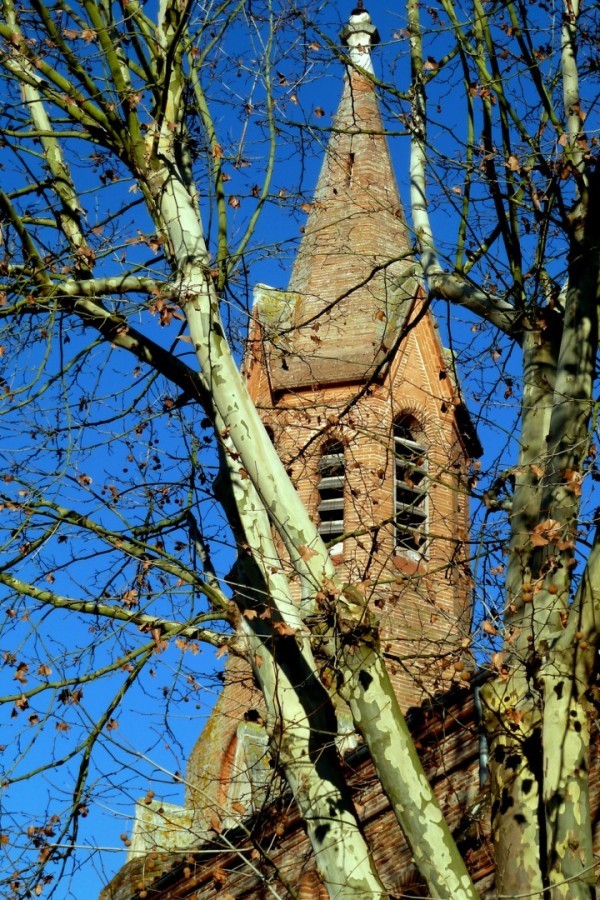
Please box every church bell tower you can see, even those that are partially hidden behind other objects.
[184,1,481,830]
[245,4,481,707]
[182,3,481,835]
[107,8,482,873]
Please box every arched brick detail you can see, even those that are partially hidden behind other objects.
[217,734,238,810]
[309,432,348,488]
[390,399,437,447]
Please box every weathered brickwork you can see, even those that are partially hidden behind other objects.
[151,51,480,892]
[184,657,260,832]
[240,57,481,712]
[252,294,477,713]
[101,11,498,899]
[100,692,600,899]
[254,66,416,391]
[102,690,489,899]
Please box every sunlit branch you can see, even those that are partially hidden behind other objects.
[0,641,157,705]
[229,6,278,269]
[28,0,115,110]
[186,54,230,287]
[0,573,232,647]
[81,0,145,156]
[5,651,152,790]
[507,2,563,131]
[58,276,172,298]
[472,0,523,299]
[0,523,59,571]
[553,529,600,651]
[561,0,586,184]
[406,2,522,340]
[455,48,476,273]
[25,496,231,611]
[0,21,114,140]
[48,650,151,884]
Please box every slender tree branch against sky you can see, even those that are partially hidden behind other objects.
[0,1,598,897]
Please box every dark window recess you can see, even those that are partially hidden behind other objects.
[394,419,427,552]
[317,441,345,542]
[346,152,355,187]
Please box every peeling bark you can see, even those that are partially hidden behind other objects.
[481,673,545,896]
[340,641,478,900]
[541,657,595,898]
[505,326,559,640]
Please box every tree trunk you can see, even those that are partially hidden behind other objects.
[481,673,545,896]
[341,640,479,900]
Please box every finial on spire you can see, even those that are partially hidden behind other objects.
[340,4,380,76]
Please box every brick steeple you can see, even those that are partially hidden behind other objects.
[246,6,479,710]
[101,11,481,894]
[255,6,416,390]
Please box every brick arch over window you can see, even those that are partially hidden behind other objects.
[316,438,345,547]
[393,414,428,554]
[390,397,439,445]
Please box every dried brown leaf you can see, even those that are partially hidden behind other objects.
[273,620,297,637]
[243,608,258,620]
[563,468,582,496]
[298,545,318,561]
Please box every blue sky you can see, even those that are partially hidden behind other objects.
[0,1,595,895]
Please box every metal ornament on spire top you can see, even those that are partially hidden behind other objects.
[340,5,380,76]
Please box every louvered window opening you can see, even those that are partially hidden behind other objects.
[394,422,427,553]
[317,442,345,543]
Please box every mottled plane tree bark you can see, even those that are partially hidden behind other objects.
[407,0,599,895]
[0,1,597,899]
[0,2,476,897]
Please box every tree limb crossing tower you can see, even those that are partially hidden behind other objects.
[185,0,481,841]
[103,6,482,886]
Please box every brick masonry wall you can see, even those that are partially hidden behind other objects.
[254,298,475,712]
[101,54,485,900]
[103,690,600,899]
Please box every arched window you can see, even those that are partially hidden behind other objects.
[317,440,345,545]
[219,722,271,825]
[394,417,427,553]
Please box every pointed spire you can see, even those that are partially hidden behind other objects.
[257,7,416,390]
